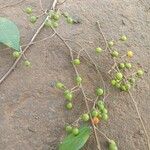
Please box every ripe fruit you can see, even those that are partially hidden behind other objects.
[66,102,73,110]
[65,125,72,133]
[125,63,132,69]
[96,88,104,96]
[111,80,116,86]
[67,17,73,24]
[108,140,118,150]
[91,110,99,117]
[108,41,114,47]
[82,113,90,122]
[13,51,20,58]
[119,63,125,69]
[24,60,31,67]
[137,69,144,76]
[72,59,80,65]
[92,117,100,125]
[102,113,108,121]
[72,128,79,136]
[75,76,82,85]
[120,35,127,41]
[111,50,119,57]
[95,47,102,53]
[64,91,73,101]
[127,50,133,58]
[25,7,33,14]
[55,82,64,89]
[115,72,123,80]
[30,16,37,23]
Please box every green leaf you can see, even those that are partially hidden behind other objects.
[59,126,91,150]
[0,17,20,51]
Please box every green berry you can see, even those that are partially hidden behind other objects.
[24,60,31,67]
[13,51,20,58]
[115,72,123,80]
[64,92,73,101]
[109,140,118,150]
[75,76,82,85]
[115,83,121,88]
[119,63,125,69]
[72,128,79,136]
[72,59,80,65]
[91,110,99,117]
[129,78,136,84]
[111,50,119,57]
[44,20,52,27]
[120,85,126,91]
[95,47,103,53]
[125,63,132,69]
[96,88,104,96]
[97,101,105,111]
[51,21,59,28]
[82,113,90,122]
[30,16,37,23]
[55,82,64,89]
[67,17,73,24]
[125,83,131,91]
[108,41,114,47]
[64,90,70,95]
[120,35,127,41]
[137,69,144,77]
[111,80,116,86]
[25,7,33,14]
[102,113,109,121]
[65,125,72,133]
[66,102,73,110]
[102,108,108,114]
[53,13,60,21]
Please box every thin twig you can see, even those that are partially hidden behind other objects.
[0,0,58,85]
[52,29,102,150]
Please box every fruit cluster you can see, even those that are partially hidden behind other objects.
[65,125,79,136]
[109,35,144,91]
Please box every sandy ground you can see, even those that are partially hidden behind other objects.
[0,0,150,150]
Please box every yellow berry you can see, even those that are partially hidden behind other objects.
[127,51,133,58]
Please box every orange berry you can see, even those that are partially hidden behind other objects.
[92,117,100,125]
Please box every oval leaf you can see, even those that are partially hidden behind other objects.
[0,17,20,51]
[59,126,91,150]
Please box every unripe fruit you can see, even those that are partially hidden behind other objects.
[96,88,104,96]
[63,12,69,17]
[102,113,109,121]
[30,16,37,23]
[95,47,102,53]
[66,102,73,110]
[129,78,136,84]
[137,69,144,76]
[55,82,64,89]
[24,60,31,67]
[108,41,114,47]
[125,63,132,69]
[127,50,133,58]
[51,21,59,28]
[13,51,20,58]
[25,7,33,14]
[91,110,99,117]
[92,117,100,125]
[111,50,119,57]
[115,72,123,80]
[67,17,73,24]
[120,85,126,91]
[65,125,72,133]
[125,83,131,91]
[52,13,60,21]
[75,76,82,85]
[44,20,52,27]
[115,83,121,88]
[72,128,79,136]
[97,100,105,110]
[81,113,90,122]
[111,80,116,86]
[119,63,125,69]
[120,35,127,41]
[72,59,80,65]
[108,140,118,150]
[64,91,73,101]
[102,108,108,114]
